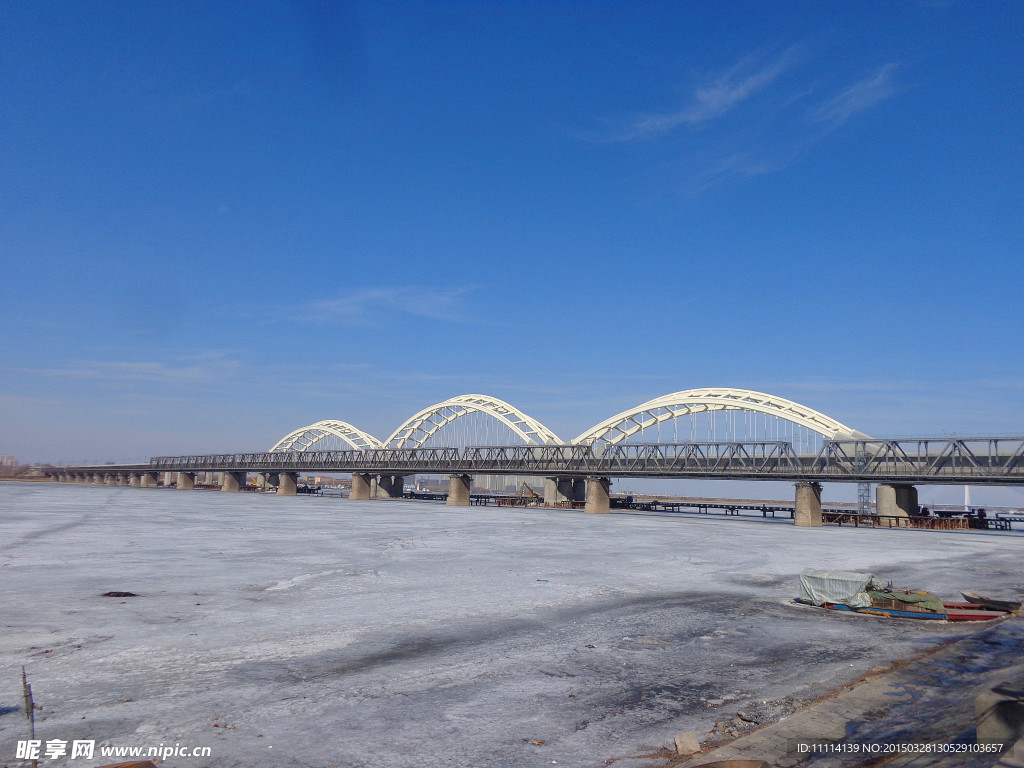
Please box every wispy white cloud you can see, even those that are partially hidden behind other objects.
[594,44,902,188]
[811,64,899,126]
[614,47,800,141]
[25,353,241,383]
[303,286,477,326]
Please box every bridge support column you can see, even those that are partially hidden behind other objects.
[220,471,247,492]
[105,474,116,485]
[572,479,587,502]
[585,476,611,514]
[140,472,160,488]
[543,478,556,505]
[876,484,917,523]
[350,473,372,500]
[176,472,195,490]
[375,475,405,499]
[128,473,141,487]
[794,482,823,527]
[446,474,472,506]
[277,472,298,496]
[543,477,576,506]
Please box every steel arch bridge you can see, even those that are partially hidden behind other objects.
[572,388,871,446]
[268,388,871,453]
[383,394,563,448]
[269,420,384,452]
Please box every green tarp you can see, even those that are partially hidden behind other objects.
[868,589,946,614]
[799,568,881,609]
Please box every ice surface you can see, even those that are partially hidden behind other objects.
[1,483,1023,767]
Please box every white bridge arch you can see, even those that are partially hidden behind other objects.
[269,420,384,452]
[385,394,562,448]
[267,388,868,454]
[572,388,870,446]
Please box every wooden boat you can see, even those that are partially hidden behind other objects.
[961,592,1021,613]
[943,602,1013,622]
[797,569,1011,622]
[808,598,1008,622]
[820,601,946,620]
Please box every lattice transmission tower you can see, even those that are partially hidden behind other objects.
[858,482,872,515]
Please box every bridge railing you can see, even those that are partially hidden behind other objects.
[144,437,1024,483]
[808,438,1024,479]
[601,442,802,475]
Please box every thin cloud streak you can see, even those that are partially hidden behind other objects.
[812,64,899,125]
[303,286,477,326]
[24,354,241,383]
[612,47,800,141]
[594,43,902,188]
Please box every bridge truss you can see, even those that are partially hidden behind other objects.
[143,437,1024,485]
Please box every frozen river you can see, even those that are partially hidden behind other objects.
[2,482,1022,768]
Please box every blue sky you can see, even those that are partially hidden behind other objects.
[2,1,1022,492]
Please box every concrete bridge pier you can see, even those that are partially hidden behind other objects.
[140,472,160,488]
[794,482,823,526]
[584,476,611,514]
[375,475,405,499]
[542,478,557,505]
[447,474,472,506]
[104,474,116,485]
[128,473,141,487]
[276,472,298,496]
[573,479,587,502]
[876,483,917,522]
[176,472,195,490]
[543,477,577,505]
[220,471,247,492]
[350,473,373,500]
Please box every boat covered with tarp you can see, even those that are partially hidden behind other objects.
[797,568,1010,621]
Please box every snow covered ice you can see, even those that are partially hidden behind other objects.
[2,482,1023,767]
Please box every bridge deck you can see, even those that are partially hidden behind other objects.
[55,438,1024,485]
